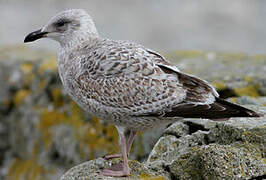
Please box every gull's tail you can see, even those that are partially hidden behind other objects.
[209,97,262,120]
[161,97,262,120]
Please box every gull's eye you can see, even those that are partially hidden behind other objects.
[56,21,66,27]
[55,19,71,27]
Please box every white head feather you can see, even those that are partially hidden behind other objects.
[42,9,99,47]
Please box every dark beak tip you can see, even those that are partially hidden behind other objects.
[24,36,32,43]
[24,29,48,43]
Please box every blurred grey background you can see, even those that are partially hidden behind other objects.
[0,1,266,179]
[0,0,266,54]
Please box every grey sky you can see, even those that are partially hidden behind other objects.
[1,0,266,54]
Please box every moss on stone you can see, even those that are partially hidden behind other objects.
[51,88,64,107]
[169,144,264,179]
[216,52,249,61]
[243,76,253,83]
[39,108,67,149]
[20,63,34,74]
[235,85,260,97]
[138,172,167,180]
[139,172,153,178]
[170,50,206,59]
[8,158,54,180]
[20,63,35,87]
[230,97,238,103]
[253,54,266,61]
[14,89,30,106]
[39,101,119,160]
[212,81,227,90]
[38,57,57,74]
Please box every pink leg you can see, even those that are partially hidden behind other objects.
[101,127,131,176]
[103,153,122,160]
[126,130,137,155]
[104,130,137,160]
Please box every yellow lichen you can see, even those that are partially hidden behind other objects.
[39,101,119,159]
[20,63,35,86]
[217,52,248,61]
[212,81,227,90]
[253,54,266,61]
[39,109,67,149]
[20,63,33,74]
[76,115,119,159]
[139,172,166,180]
[139,172,152,179]
[38,57,57,74]
[69,102,119,159]
[234,85,260,97]
[52,88,64,107]
[230,97,238,103]
[172,50,206,59]
[243,76,253,83]
[14,89,30,106]
[39,79,48,90]
[8,158,53,180]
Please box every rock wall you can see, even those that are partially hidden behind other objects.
[60,107,265,179]
[0,46,265,179]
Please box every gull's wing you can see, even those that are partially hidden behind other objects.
[153,65,260,119]
[74,39,218,117]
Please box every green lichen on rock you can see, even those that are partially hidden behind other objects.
[59,158,169,180]
[169,50,206,59]
[146,105,266,180]
[8,158,55,180]
[169,144,265,179]
[60,105,265,179]
[1,47,266,179]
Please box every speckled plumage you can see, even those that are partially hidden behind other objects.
[24,9,260,177]
[58,36,221,130]
[59,39,189,130]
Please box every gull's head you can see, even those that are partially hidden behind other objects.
[24,9,99,46]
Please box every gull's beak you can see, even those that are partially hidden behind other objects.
[24,29,49,43]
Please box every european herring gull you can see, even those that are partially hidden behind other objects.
[24,9,261,177]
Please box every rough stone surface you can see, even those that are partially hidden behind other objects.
[60,106,265,179]
[147,106,266,180]
[168,144,264,179]
[60,158,169,180]
[0,46,265,179]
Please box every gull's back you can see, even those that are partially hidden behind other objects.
[59,37,260,130]
[58,38,186,121]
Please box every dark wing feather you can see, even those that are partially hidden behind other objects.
[155,65,261,119]
[163,97,261,119]
[158,65,218,103]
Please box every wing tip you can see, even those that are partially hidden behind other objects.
[215,97,262,118]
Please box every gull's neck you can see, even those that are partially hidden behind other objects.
[60,31,99,51]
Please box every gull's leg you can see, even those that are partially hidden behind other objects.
[126,130,137,156]
[103,153,122,160]
[103,130,137,160]
[101,126,130,176]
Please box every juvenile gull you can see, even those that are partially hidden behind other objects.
[24,9,261,177]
